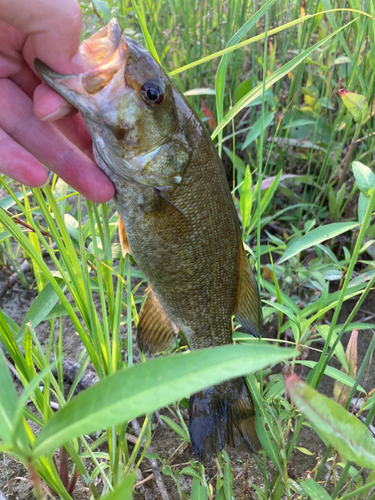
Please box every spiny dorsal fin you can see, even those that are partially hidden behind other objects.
[234,244,262,337]
[118,213,130,256]
[137,288,179,354]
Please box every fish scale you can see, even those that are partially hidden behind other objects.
[35,18,262,462]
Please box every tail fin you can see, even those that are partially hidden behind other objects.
[189,377,261,463]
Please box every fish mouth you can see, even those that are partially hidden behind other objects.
[34,18,128,111]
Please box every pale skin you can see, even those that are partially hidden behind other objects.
[0,0,115,202]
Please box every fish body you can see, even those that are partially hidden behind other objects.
[35,19,262,462]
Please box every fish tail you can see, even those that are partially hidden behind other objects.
[189,377,261,463]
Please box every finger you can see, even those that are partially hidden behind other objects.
[33,83,75,121]
[0,79,114,203]
[0,127,48,187]
[0,0,83,73]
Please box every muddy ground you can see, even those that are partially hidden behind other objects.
[0,269,374,499]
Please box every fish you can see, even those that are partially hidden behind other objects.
[35,18,262,463]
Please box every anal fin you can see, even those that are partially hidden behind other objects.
[234,243,262,337]
[137,288,179,354]
[189,377,261,463]
[118,213,130,256]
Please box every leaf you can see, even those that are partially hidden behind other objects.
[0,231,10,243]
[91,0,111,23]
[279,222,360,263]
[101,474,135,500]
[286,375,375,469]
[352,161,375,197]
[32,344,297,458]
[295,361,365,394]
[300,478,331,500]
[160,415,190,441]
[333,329,358,405]
[64,214,79,242]
[191,477,208,500]
[17,282,60,342]
[0,350,18,444]
[240,166,253,233]
[180,466,201,479]
[184,88,216,96]
[0,190,31,209]
[282,119,317,129]
[247,374,283,474]
[241,112,275,149]
[339,87,368,123]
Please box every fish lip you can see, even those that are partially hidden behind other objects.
[34,18,127,106]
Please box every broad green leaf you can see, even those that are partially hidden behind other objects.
[191,477,208,500]
[339,88,368,123]
[102,474,135,500]
[352,161,375,197]
[17,282,60,342]
[0,350,18,444]
[286,375,375,469]
[295,361,365,393]
[240,166,253,233]
[279,222,360,263]
[241,112,275,149]
[300,478,331,500]
[33,345,297,458]
[91,0,111,23]
[180,466,200,479]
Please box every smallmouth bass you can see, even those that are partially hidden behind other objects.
[35,19,262,462]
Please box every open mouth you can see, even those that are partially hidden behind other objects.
[34,19,127,99]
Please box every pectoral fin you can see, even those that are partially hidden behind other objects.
[137,288,179,354]
[118,214,131,256]
[234,244,262,337]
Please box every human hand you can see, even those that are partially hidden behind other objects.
[0,0,115,202]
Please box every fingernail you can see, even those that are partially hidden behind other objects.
[40,103,72,121]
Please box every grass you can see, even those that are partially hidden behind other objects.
[0,0,375,499]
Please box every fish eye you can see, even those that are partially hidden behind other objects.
[141,80,164,106]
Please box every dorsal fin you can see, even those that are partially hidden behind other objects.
[137,288,179,354]
[234,244,262,337]
[118,213,130,256]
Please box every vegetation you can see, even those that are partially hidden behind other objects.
[0,0,375,499]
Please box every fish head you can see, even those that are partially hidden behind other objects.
[35,19,190,186]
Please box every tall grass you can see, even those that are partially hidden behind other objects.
[0,0,375,499]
